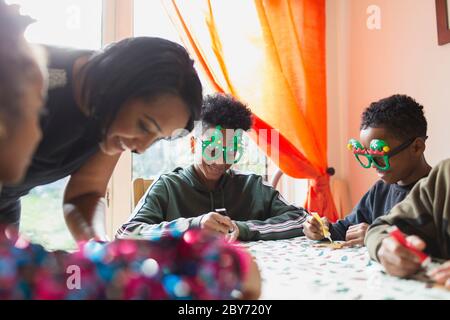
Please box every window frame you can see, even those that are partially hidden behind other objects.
[103,0,134,239]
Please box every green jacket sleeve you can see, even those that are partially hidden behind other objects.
[116,177,202,239]
[365,160,450,261]
[236,181,307,241]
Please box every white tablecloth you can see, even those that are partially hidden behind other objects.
[243,236,450,300]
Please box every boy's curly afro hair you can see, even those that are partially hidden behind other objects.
[201,93,253,131]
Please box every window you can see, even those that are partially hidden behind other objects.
[132,0,268,181]
[20,178,76,251]
[6,0,103,251]
[6,0,102,49]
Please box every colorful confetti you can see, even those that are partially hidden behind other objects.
[0,228,248,300]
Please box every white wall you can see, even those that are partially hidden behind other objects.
[327,0,450,206]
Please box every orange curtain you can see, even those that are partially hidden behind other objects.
[163,0,338,221]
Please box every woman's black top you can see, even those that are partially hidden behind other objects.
[0,46,99,225]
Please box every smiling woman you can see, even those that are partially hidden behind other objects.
[99,94,190,156]
[79,37,201,153]
[0,35,203,244]
[3,0,103,250]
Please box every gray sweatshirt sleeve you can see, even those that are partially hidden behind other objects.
[366,161,450,261]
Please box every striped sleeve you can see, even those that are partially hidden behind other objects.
[115,177,202,239]
[235,184,307,241]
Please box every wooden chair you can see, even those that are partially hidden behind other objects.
[132,178,154,208]
[271,168,284,188]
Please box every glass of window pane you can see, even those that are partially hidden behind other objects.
[5,0,102,49]
[133,0,268,181]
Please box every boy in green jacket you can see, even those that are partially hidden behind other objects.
[117,93,307,241]
[365,159,450,289]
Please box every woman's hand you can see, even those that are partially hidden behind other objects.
[63,151,120,242]
[63,196,109,243]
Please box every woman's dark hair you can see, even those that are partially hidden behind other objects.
[80,37,203,140]
[361,94,427,141]
[0,1,36,121]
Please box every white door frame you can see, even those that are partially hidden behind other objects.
[102,0,134,238]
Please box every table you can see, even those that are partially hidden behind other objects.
[244,236,450,300]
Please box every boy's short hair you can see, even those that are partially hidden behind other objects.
[201,93,253,131]
[361,94,427,141]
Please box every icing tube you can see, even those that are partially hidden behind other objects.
[388,226,431,267]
